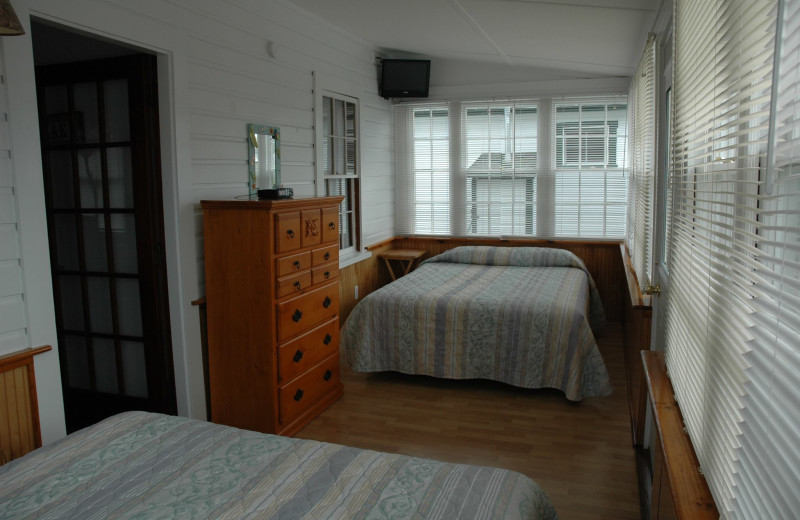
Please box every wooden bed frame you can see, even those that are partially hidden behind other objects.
[0,345,51,466]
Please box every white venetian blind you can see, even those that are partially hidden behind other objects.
[462,101,538,236]
[395,97,628,239]
[550,98,629,238]
[626,35,657,288]
[395,103,451,235]
[665,0,789,516]
[732,0,800,517]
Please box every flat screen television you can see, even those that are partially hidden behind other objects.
[380,59,431,99]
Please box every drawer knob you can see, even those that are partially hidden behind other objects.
[293,281,301,291]
[294,389,304,402]
[293,350,303,362]
[323,334,332,346]
[324,252,331,261]
[293,260,301,269]
[292,309,302,322]
[323,370,332,381]
[287,229,295,238]
[324,271,330,279]
[323,296,332,308]
[328,222,336,230]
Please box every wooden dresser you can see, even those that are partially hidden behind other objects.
[201,196,344,436]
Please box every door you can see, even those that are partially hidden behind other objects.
[650,31,673,354]
[36,55,176,432]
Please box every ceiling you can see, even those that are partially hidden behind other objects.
[287,0,661,87]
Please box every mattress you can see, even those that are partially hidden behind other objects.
[0,411,558,520]
[341,246,612,400]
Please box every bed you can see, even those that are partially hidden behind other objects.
[0,411,558,520]
[341,246,612,401]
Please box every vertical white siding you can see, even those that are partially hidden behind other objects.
[4,0,395,440]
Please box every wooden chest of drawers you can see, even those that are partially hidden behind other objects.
[201,196,344,436]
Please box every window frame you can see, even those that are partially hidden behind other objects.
[313,78,364,264]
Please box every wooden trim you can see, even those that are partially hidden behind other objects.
[642,351,718,519]
[393,235,623,248]
[620,243,652,446]
[620,242,651,308]
[365,237,395,251]
[0,345,52,372]
[201,196,344,211]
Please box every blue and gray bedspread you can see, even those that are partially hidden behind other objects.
[0,411,557,520]
[341,246,612,401]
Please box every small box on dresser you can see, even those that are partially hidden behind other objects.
[201,196,344,436]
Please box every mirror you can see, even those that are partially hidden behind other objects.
[247,123,281,195]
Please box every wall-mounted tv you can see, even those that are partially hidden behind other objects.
[379,59,431,99]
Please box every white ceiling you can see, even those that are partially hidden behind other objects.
[288,0,660,86]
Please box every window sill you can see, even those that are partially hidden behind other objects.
[339,249,372,270]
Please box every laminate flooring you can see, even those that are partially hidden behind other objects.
[296,322,639,520]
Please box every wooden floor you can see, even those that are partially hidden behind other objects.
[296,322,640,520]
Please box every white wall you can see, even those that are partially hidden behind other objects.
[1,0,394,442]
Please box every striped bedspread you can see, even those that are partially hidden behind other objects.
[0,411,558,520]
[342,246,612,401]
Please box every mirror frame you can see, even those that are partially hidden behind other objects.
[247,123,281,195]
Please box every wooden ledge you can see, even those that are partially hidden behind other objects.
[0,345,52,372]
[642,351,717,519]
[621,243,651,308]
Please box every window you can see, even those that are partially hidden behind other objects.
[463,103,538,236]
[319,93,359,253]
[551,99,628,238]
[395,97,627,239]
[411,106,450,235]
[657,0,800,517]
[625,34,657,288]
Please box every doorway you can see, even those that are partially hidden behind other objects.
[33,24,176,432]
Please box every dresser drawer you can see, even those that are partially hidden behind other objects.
[278,317,339,383]
[312,263,338,285]
[279,354,340,425]
[312,244,338,266]
[321,206,339,243]
[276,271,312,298]
[277,282,339,342]
[277,251,311,277]
[275,212,301,253]
[301,209,322,248]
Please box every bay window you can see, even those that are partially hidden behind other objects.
[395,96,627,239]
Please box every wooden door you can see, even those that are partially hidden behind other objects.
[36,55,176,432]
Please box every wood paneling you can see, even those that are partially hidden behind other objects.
[297,323,639,520]
[0,345,51,466]
[338,240,395,324]
[339,237,626,324]
[620,243,652,446]
[643,351,718,519]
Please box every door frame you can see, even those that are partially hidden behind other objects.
[18,13,207,429]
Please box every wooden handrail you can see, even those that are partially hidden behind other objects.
[642,351,717,519]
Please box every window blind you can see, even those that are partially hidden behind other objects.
[549,98,629,238]
[462,101,538,235]
[626,35,657,288]
[395,97,627,239]
[665,0,795,516]
[733,0,800,517]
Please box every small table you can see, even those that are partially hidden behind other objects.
[378,249,427,280]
